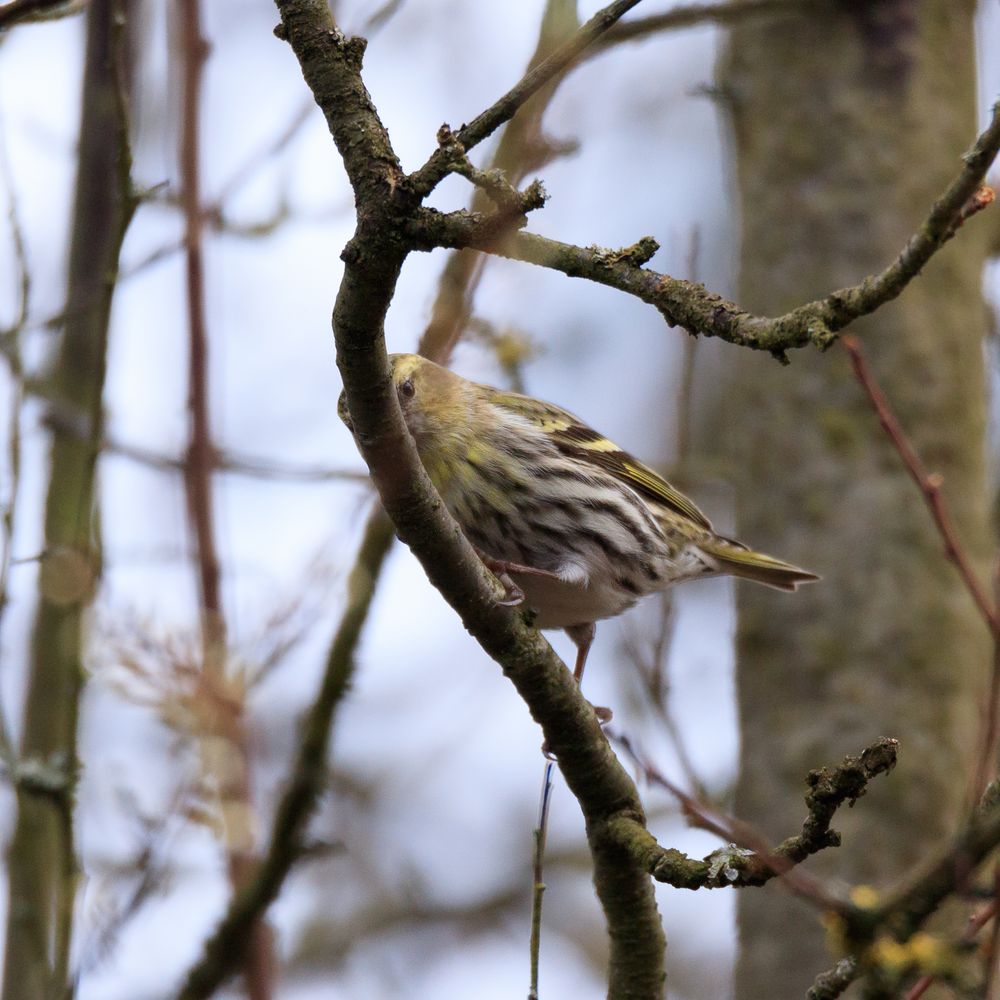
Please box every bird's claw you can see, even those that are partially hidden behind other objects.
[494,571,525,607]
[477,551,556,608]
[592,704,613,725]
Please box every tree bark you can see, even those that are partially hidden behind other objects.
[716,2,991,995]
[2,1,134,996]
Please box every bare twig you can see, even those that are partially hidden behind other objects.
[899,890,1000,999]
[0,0,73,29]
[409,0,647,196]
[842,335,1000,808]
[596,0,816,49]
[179,0,225,662]
[675,229,701,465]
[413,115,1000,356]
[857,804,1000,949]
[621,595,708,799]
[842,335,995,630]
[528,760,555,1000]
[0,106,29,766]
[177,2,272,996]
[418,0,579,365]
[610,733,897,905]
[36,398,366,484]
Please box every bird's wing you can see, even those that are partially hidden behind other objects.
[494,392,713,530]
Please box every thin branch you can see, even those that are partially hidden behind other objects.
[620,596,709,799]
[0,105,30,766]
[178,1,273,995]
[215,99,314,205]
[0,0,73,30]
[179,0,225,660]
[675,229,701,465]
[38,400,367,483]
[174,508,394,1000]
[105,434,368,484]
[417,0,578,364]
[412,104,1000,356]
[596,0,817,49]
[841,335,1000,811]
[528,760,555,1000]
[409,0,647,196]
[842,335,996,630]
[610,734,897,903]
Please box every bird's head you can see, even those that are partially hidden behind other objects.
[337,353,470,446]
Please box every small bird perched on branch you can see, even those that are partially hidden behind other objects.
[339,353,817,683]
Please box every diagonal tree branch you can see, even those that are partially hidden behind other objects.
[0,0,74,30]
[2,0,137,996]
[595,0,820,50]
[272,2,671,996]
[410,100,1000,357]
[409,0,646,196]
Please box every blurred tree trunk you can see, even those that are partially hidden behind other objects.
[2,1,134,997]
[715,2,990,995]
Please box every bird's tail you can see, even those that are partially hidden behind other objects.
[699,539,819,592]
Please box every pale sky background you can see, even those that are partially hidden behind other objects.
[2,2,1000,998]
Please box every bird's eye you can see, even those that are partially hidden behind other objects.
[399,377,415,399]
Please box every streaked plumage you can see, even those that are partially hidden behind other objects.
[338,354,817,679]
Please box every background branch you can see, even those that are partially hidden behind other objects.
[177,1,274,993]
[2,0,137,995]
[409,0,645,196]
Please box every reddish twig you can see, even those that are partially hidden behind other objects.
[902,891,1000,999]
[842,335,996,631]
[842,335,1000,805]
[179,0,224,655]
[177,3,273,998]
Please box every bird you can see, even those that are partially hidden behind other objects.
[338,353,817,685]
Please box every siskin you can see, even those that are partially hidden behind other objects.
[338,354,817,681]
